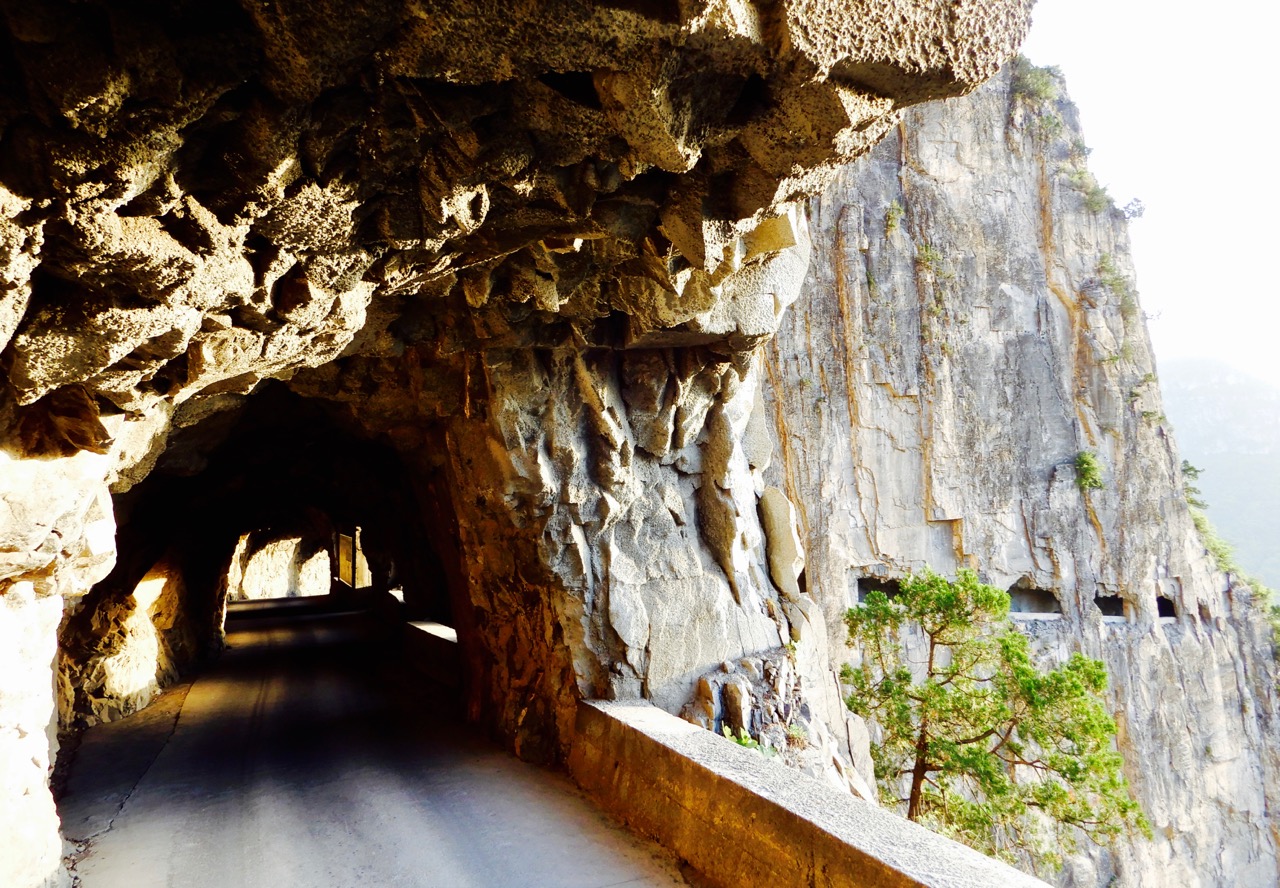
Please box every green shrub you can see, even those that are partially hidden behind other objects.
[916,243,950,278]
[1097,254,1138,319]
[885,199,904,234]
[1083,183,1112,213]
[865,268,880,298]
[1181,460,1208,509]
[722,725,776,758]
[1033,112,1064,142]
[1011,56,1061,105]
[1065,168,1112,213]
[1191,506,1240,575]
[1075,451,1105,491]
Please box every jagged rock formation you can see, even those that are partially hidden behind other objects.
[760,67,1280,885]
[0,3,1030,886]
[57,552,197,726]
[4,2,1276,885]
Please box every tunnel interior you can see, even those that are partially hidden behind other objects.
[58,382,461,729]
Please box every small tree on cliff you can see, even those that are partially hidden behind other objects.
[842,569,1148,872]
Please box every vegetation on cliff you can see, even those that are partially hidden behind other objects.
[842,570,1148,873]
[1074,451,1106,491]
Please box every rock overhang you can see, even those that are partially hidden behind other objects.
[0,0,1030,432]
[0,8,1036,884]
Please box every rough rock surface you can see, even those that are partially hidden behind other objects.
[2,1,1274,883]
[680,643,877,801]
[0,584,68,888]
[761,67,1280,885]
[225,533,331,601]
[57,552,198,726]
[0,3,1036,886]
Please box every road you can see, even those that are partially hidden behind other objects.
[59,604,689,888]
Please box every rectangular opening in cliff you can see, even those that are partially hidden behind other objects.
[224,523,335,604]
[857,576,902,602]
[1093,593,1127,620]
[1007,580,1062,617]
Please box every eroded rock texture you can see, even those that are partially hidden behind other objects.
[0,3,1029,886]
[57,551,197,726]
[762,68,1280,885]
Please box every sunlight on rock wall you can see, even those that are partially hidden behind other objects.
[229,536,331,600]
[58,554,197,727]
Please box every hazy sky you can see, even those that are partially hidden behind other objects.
[1021,2,1280,388]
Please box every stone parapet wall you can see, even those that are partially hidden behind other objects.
[570,699,1051,888]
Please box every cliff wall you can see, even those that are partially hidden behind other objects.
[0,3,1029,886]
[762,66,1280,886]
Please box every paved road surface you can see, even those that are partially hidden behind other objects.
[60,605,688,888]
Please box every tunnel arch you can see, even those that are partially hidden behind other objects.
[59,382,465,727]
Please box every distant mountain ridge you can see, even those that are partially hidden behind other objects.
[1160,357,1280,587]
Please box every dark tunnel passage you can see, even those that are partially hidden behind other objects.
[58,382,461,729]
[50,384,693,885]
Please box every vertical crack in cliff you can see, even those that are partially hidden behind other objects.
[1036,153,1108,562]
[899,122,951,565]
[833,205,881,559]
[762,344,809,539]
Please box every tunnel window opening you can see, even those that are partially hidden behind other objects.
[1007,579,1061,618]
[1094,593,1127,621]
[224,524,334,604]
[1157,594,1178,619]
[857,576,902,602]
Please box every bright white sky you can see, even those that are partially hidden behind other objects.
[1021,1,1280,388]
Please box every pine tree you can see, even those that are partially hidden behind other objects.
[842,568,1149,872]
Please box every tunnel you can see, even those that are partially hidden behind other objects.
[51,383,700,887]
[57,382,462,728]
[1006,579,1062,617]
[0,2,1036,885]
[50,383,691,886]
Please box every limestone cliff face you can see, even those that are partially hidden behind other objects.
[0,3,1030,886]
[3,3,1273,884]
[762,67,1280,886]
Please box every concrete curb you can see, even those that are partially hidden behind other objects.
[569,699,1052,888]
